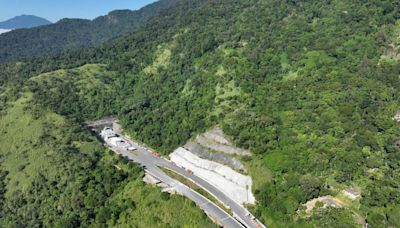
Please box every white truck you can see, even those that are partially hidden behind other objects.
[127,146,137,151]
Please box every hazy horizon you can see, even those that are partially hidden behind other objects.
[0,0,157,22]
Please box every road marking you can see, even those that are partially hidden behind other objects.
[98,130,261,228]
[221,216,231,221]
[199,201,210,207]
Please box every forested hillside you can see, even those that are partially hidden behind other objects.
[1,0,400,227]
[0,0,177,63]
[0,92,215,228]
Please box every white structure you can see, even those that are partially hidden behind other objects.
[170,147,255,205]
[127,146,137,151]
[101,127,116,139]
[393,112,400,122]
[101,127,131,149]
[108,137,125,147]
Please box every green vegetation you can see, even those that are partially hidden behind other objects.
[0,94,216,227]
[28,64,119,120]
[160,166,233,215]
[0,0,178,63]
[0,93,65,195]
[0,0,400,227]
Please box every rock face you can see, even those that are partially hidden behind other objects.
[184,141,245,171]
[303,196,344,214]
[203,128,231,145]
[342,188,361,200]
[195,128,251,156]
[170,147,255,205]
[170,127,256,205]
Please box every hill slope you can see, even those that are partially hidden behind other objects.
[0,15,51,29]
[1,0,400,227]
[0,0,178,63]
[0,89,215,228]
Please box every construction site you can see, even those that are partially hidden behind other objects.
[86,117,263,228]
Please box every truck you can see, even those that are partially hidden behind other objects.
[127,146,137,151]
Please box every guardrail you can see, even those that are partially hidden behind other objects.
[99,131,265,228]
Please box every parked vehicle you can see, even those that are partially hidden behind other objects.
[150,150,161,157]
[185,168,193,174]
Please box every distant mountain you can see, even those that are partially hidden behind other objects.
[0,0,178,63]
[1,0,400,227]
[0,15,52,29]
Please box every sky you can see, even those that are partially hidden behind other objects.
[0,0,158,22]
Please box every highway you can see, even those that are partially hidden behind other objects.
[106,142,243,228]
[102,131,265,228]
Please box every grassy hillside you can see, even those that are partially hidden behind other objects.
[0,92,215,227]
[0,93,64,195]
[28,64,119,120]
[0,0,399,227]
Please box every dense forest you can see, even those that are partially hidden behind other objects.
[0,0,178,63]
[0,93,214,227]
[1,0,400,227]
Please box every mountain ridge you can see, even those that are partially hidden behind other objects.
[0,0,178,63]
[0,0,399,227]
[0,15,52,29]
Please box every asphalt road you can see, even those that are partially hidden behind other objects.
[107,143,243,228]
[106,134,264,228]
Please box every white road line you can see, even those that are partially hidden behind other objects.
[99,130,259,228]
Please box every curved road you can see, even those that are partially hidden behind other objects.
[108,144,243,228]
[105,133,264,228]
